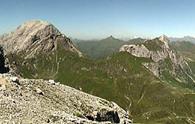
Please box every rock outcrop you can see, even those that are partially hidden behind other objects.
[120,35,195,84]
[120,35,171,62]
[159,35,169,48]
[120,44,150,59]
[0,73,131,124]
[0,20,82,58]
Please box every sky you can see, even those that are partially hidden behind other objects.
[0,0,195,40]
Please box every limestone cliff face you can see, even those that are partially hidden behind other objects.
[120,44,150,58]
[0,20,82,58]
[120,35,194,83]
[0,73,131,124]
[120,35,172,63]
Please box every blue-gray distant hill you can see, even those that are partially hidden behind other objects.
[74,36,145,59]
[169,36,195,43]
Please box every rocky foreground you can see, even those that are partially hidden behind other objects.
[0,73,132,124]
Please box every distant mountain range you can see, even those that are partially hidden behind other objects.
[73,35,195,59]
[74,36,145,59]
[169,36,195,42]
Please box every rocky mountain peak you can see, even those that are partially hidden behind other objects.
[159,35,170,48]
[105,35,117,40]
[0,20,82,58]
[120,36,194,84]
[120,36,176,63]
[109,35,114,38]
[15,20,60,38]
[159,35,169,42]
[19,20,51,30]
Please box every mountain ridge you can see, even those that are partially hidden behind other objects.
[0,20,82,58]
[169,36,195,42]
[120,35,195,89]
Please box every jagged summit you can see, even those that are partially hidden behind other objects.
[19,20,51,29]
[104,35,116,40]
[120,36,194,84]
[0,20,82,58]
[22,20,50,25]
[158,35,170,48]
[142,35,170,49]
[120,36,175,62]
[102,35,122,43]
[159,35,169,42]
[108,35,114,38]
[16,20,57,36]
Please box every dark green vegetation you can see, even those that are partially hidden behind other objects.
[7,43,195,123]
[74,36,145,59]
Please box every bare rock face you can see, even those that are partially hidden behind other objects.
[120,35,171,62]
[0,20,82,58]
[119,35,194,84]
[143,62,160,77]
[0,73,132,124]
[159,35,169,48]
[120,44,150,58]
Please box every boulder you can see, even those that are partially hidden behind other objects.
[96,109,120,123]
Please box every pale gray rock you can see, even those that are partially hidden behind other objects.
[120,35,177,62]
[143,63,160,77]
[119,35,195,83]
[0,74,132,124]
[159,35,170,48]
[120,44,150,58]
[0,20,82,58]
[119,36,170,63]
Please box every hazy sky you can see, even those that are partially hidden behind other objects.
[0,0,195,39]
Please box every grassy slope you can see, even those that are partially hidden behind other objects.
[7,44,195,123]
[143,38,164,51]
